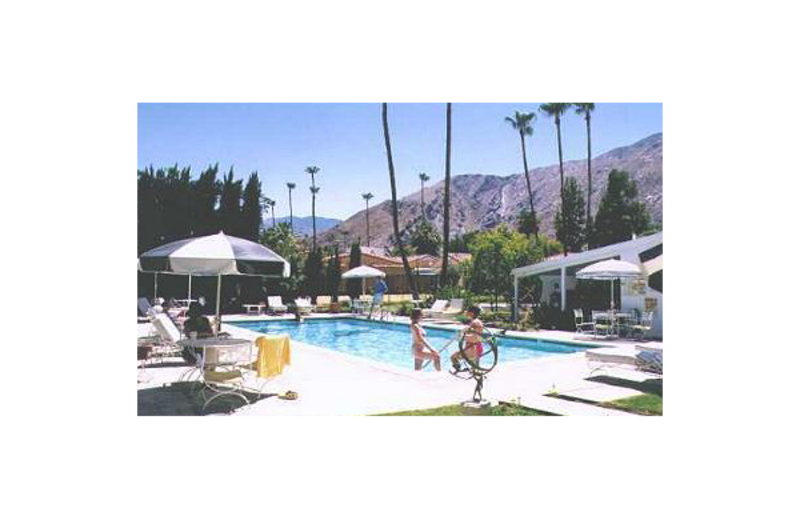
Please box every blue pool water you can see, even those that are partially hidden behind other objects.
[233,318,586,371]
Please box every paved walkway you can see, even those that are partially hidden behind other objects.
[137,315,658,416]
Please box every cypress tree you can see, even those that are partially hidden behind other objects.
[554,177,587,253]
[218,168,243,236]
[592,170,651,247]
[241,172,263,241]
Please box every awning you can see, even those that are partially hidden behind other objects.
[643,255,663,276]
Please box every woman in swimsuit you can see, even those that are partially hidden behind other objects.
[410,308,441,371]
[450,306,484,372]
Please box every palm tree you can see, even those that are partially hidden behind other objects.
[305,166,320,250]
[418,172,430,219]
[573,103,596,241]
[268,198,277,228]
[440,103,453,287]
[381,103,419,299]
[361,192,374,246]
[504,111,539,237]
[286,182,296,232]
[539,103,572,200]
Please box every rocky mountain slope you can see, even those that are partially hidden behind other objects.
[266,215,342,236]
[319,133,662,248]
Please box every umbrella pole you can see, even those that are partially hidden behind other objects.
[154,273,158,301]
[215,274,222,336]
[362,278,365,298]
[188,273,192,302]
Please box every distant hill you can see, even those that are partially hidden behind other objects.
[264,215,342,236]
[319,133,663,248]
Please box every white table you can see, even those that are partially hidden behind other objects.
[243,304,266,315]
[593,311,635,337]
[177,337,254,412]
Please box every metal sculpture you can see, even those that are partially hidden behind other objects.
[450,330,499,404]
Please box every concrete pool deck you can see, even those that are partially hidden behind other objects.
[138,314,661,416]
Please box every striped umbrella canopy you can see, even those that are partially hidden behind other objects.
[139,231,290,277]
[139,232,290,332]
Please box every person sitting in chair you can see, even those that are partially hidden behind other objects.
[184,302,214,339]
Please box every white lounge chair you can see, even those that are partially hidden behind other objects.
[422,300,449,319]
[316,295,332,311]
[436,298,465,320]
[634,344,663,374]
[267,296,288,314]
[295,298,313,315]
[146,313,185,361]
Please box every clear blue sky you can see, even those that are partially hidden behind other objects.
[138,103,662,220]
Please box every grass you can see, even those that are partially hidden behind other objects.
[602,393,662,416]
[375,402,551,416]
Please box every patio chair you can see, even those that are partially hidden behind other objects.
[295,298,314,315]
[148,313,185,361]
[573,309,595,335]
[133,298,156,322]
[634,344,663,375]
[267,296,288,314]
[436,298,465,320]
[629,311,654,340]
[316,295,332,312]
[591,310,613,338]
[422,299,449,319]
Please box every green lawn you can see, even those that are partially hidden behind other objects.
[376,403,551,416]
[603,393,662,415]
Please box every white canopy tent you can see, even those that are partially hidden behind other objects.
[576,259,642,311]
[342,265,386,298]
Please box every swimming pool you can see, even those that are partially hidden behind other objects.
[233,318,586,371]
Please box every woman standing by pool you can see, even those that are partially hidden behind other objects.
[410,308,441,371]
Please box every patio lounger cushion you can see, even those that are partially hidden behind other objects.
[203,369,244,382]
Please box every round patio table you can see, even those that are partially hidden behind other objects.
[594,311,634,337]
[177,337,254,412]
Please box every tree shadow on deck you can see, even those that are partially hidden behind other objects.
[138,382,276,416]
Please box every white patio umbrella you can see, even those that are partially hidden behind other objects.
[138,231,290,333]
[342,265,386,297]
[576,259,641,311]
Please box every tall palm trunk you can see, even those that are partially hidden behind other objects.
[382,103,419,299]
[271,205,276,227]
[311,178,317,250]
[519,130,539,238]
[556,116,565,200]
[288,189,294,232]
[556,116,567,256]
[440,103,452,287]
[365,198,371,247]
[585,112,593,243]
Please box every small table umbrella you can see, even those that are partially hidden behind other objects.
[139,231,290,333]
[342,265,386,298]
[576,259,642,311]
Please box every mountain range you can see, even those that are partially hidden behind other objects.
[318,132,663,248]
[265,215,342,236]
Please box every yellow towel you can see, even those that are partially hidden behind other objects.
[255,335,291,378]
